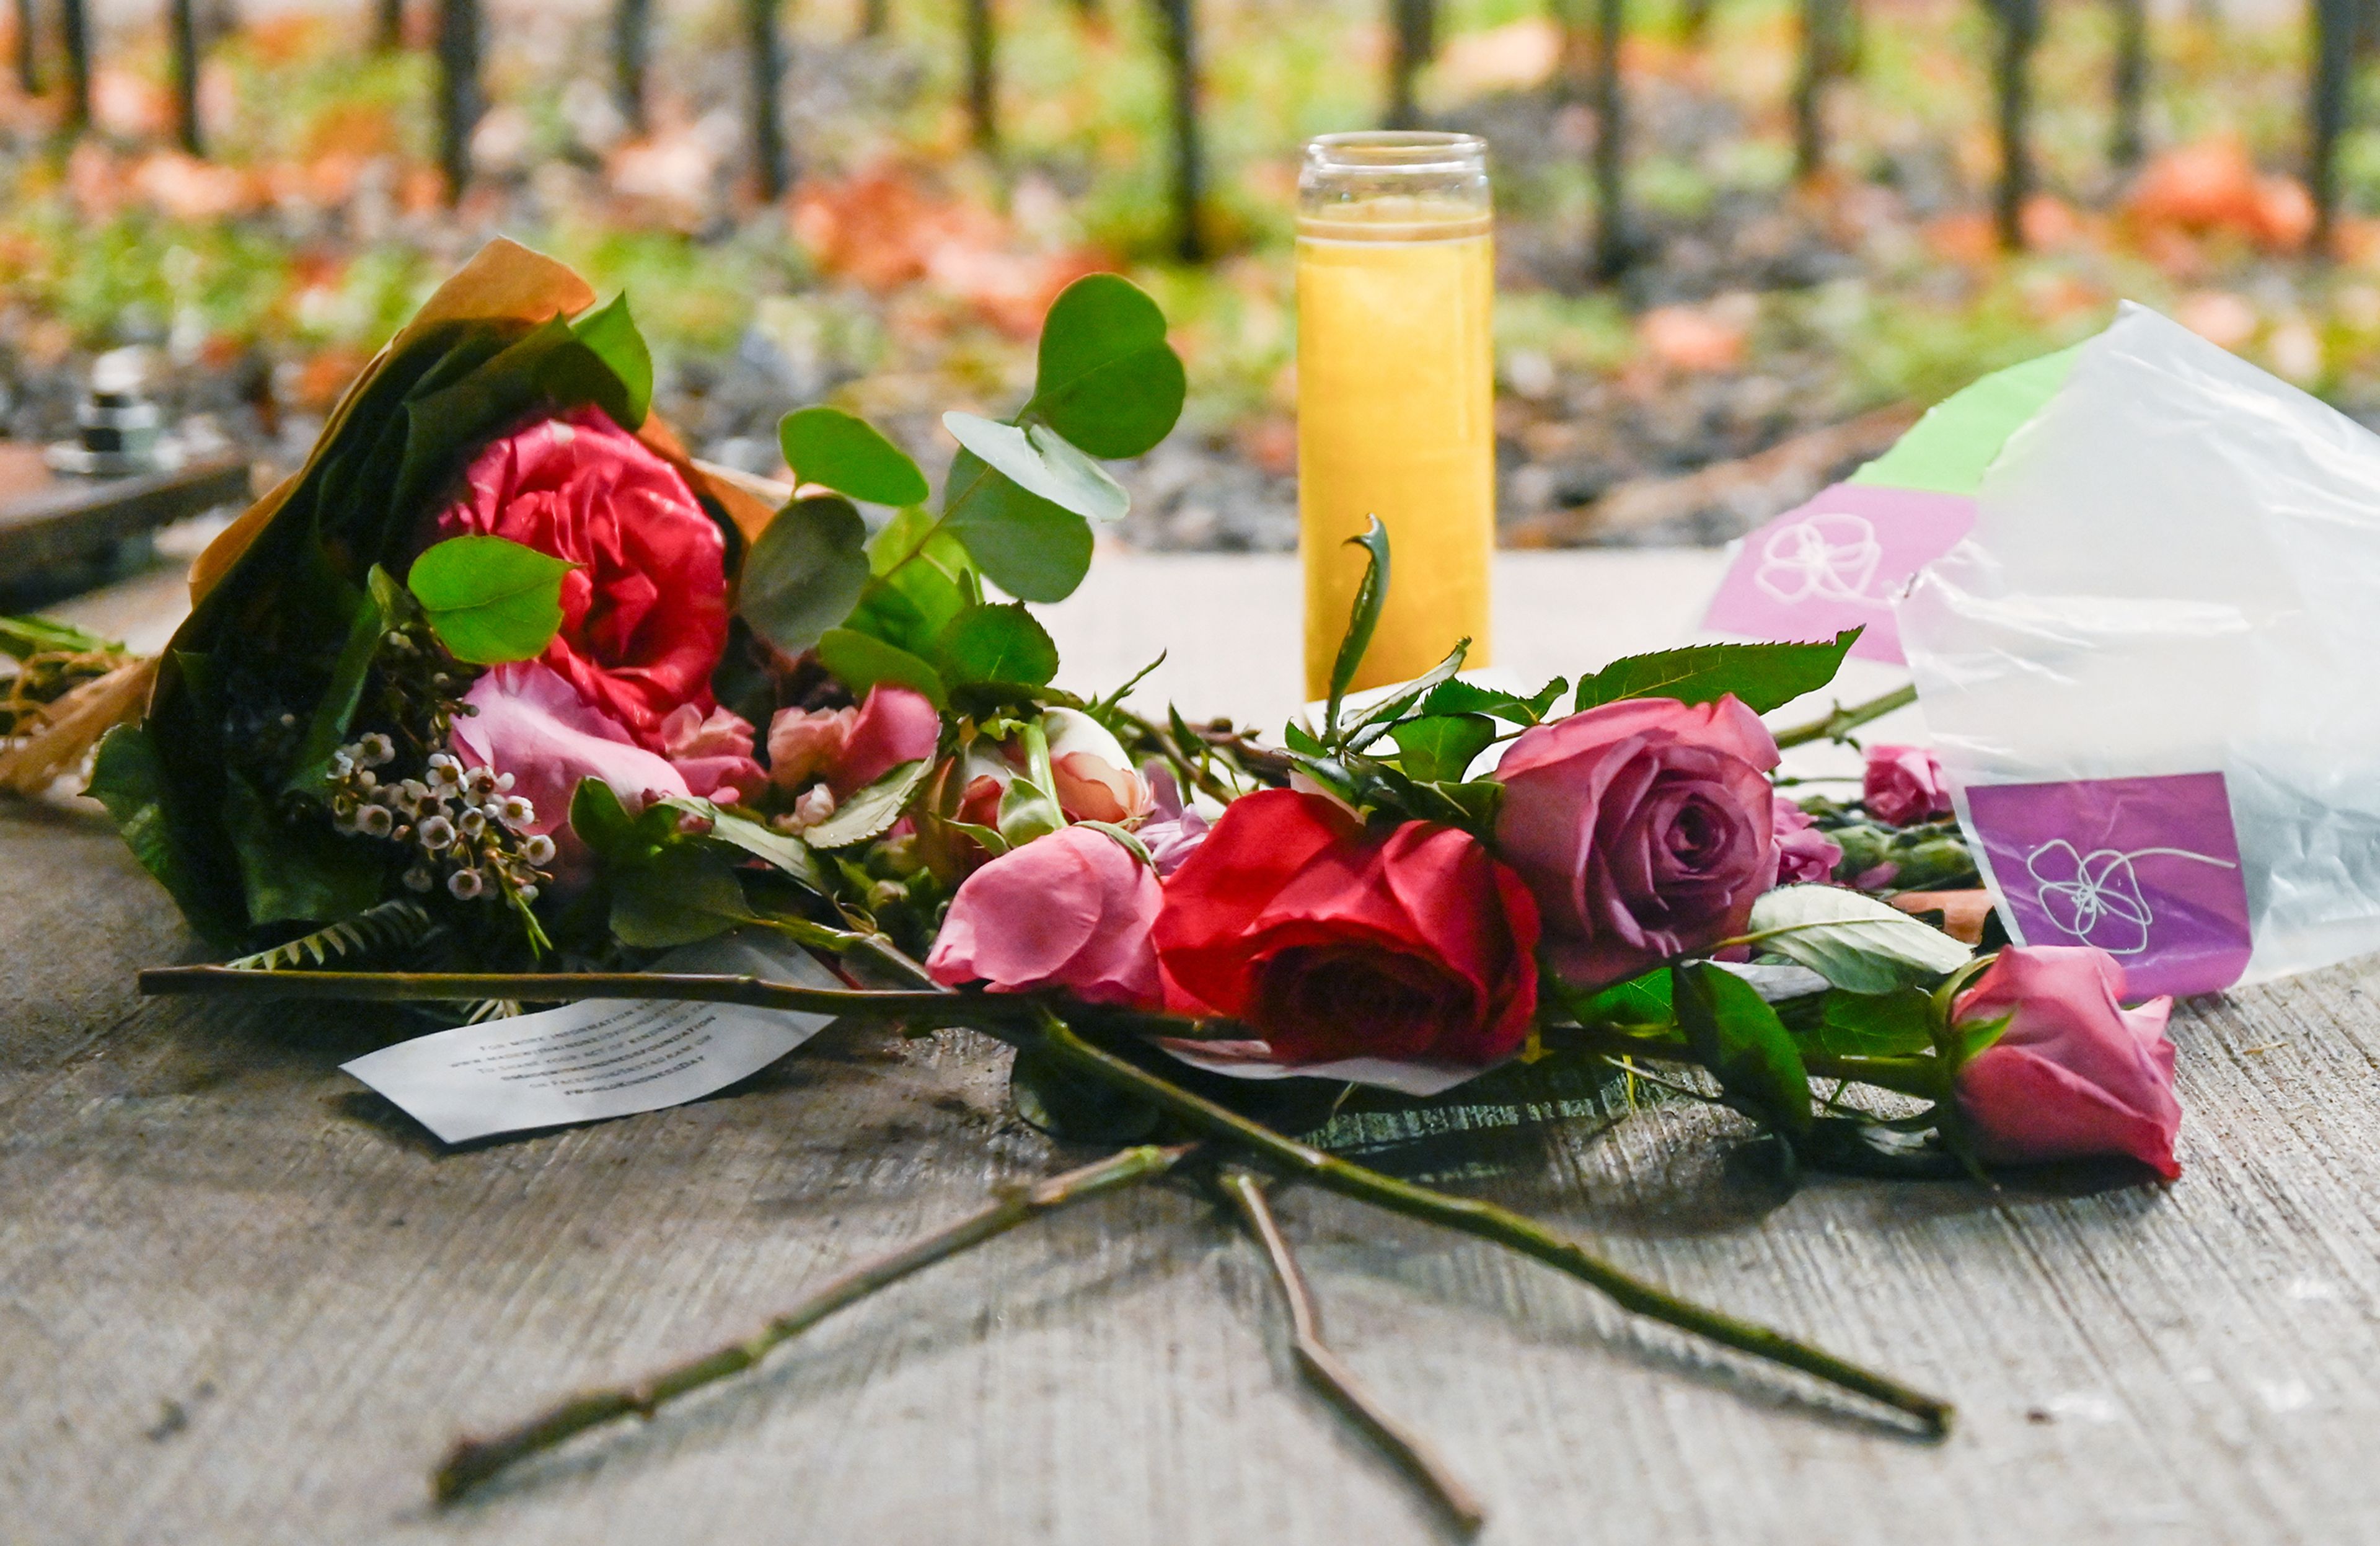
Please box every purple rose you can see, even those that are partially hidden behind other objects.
[1771,801,1843,885]
[1864,743,1952,827]
[1493,696,1779,987]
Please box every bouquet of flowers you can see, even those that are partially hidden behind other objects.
[19,241,2187,1526]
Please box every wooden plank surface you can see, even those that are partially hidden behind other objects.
[8,555,2380,1545]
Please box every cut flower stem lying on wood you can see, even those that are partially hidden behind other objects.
[142,965,1957,1462]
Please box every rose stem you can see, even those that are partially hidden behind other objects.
[1032,1012,1954,1439]
[136,966,1023,1028]
[1771,682,1918,749]
[432,1141,1199,1504]
[1217,1167,1489,1534]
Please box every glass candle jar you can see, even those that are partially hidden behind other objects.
[1296,131,1494,699]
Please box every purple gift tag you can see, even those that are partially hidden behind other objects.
[1700,483,1974,665]
[1964,773,2252,999]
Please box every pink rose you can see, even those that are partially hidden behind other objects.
[1864,743,1952,827]
[434,407,729,749]
[765,686,940,799]
[451,662,689,836]
[1042,708,1153,824]
[1494,696,1778,987]
[1771,802,1843,886]
[1952,945,2182,1180]
[926,826,1163,1007]
[659,704,767,805]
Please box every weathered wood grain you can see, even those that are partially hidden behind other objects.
[6,556,2378,1544]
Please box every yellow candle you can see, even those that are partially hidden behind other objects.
[1297,133,1494,699]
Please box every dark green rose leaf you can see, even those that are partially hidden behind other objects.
[941,449,1095,603]
[804,758,935,849]
[1029,273,1187,459]
[1572,629,1861,715]
[942,412,1129,525]
[1388,712,1497,782]
[934,601,1060,687]
[1672,961,1813,1134]
[1800,986,1939,1059]
[1748,884,1974,994]
[406,535,574,665]
[569,291,654,426]
[1570,968,1673,1028]
[740,495,871,655]
[1009,1042,1163,1142]
[664,797,827,893]
[610,844,756,948]
[779,406,930,506]
[1326,516,1390,735]
[818,627,949,710]
[1339,641,1471,750]
[1419,675,1570,726]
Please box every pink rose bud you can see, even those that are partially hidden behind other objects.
[1863,743,1953,827]
[1771,801,1843,886]
[766,704,858,791]
[926,826,1163,1007]
[830,686,943,797]
[1039,708,1153,824]
[1494,695,1778,988]
[1952,945,2182,1180]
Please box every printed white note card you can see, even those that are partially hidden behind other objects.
[342,930,842,1144]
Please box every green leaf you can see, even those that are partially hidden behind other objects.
[283,572,390,794]
[1572,629,1861,716]
[1388,713,1497,783]
[1672,962,1812,1134]
[1009,1042,1162,1142]
[0,612,120,659]
[1419,676,1569,726]
[88,723,242,942]
[666,797,828,894]
[818,628,948,709]
[568,776,642,859]
[740,495,871,655]
[1747,885,1974,994]
[1326,516,1391,736]
[406,535,574,665]
[1797,1116,1962,1178]
[222,773,384,927]
[942,412,1129,525]
[804,758,935,850]
[779,407,930,506]
[1339,642,1470,750]
[611,844,756,948]
[569,291,654,426]
[1282,720,1326,756]
[934,602,1059,687]
[941,449,1095,603]
[1029,273,1187,459]
[1571,968,1673,1028]
[1800,987,1938,1059]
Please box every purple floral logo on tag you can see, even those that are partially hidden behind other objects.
[1965,773,2252,1000]
[1701,483,1974,665]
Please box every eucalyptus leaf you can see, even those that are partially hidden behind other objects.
[818,628,949,709]
[1672,961,1812,1134]
[1572,629,1861,715]
[1029,273,1187,459]
[741,495,871,655]
[1388,713,1496,783]
[941,412,1129,525]
[779,406,930,506]
[941,449,1095,603]
[406,535,574,665]
[1747,885,1975,994]
[568,291,653,426]
[934,601,1059,687]
[804,758,934,849]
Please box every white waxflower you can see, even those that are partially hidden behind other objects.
[356,732,395,767]
[521,834,557,867]
[416,814,456,852]
[425,753,464,792]
[515,883,540,904]
[330,749,355,778]
[456,807,488,837]
[447,868,485,901]
[358,805,395,839]
[498,795,535,829]
[493,772,515,792]
[464,766,498,798]
[353,769,377,793]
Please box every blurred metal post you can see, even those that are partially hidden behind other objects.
[375,0,403,50]
[12,0,36,95]
[1152,0,1205,261]
[1590,0,1629,280]
[1990,0,2039,250]
[434,0,480,202]
[170,0,203,154]
[1386,0,1434,129]
[615,0,650,134]
[2313,0,2356,251]
[2109,0,2147,166]
[746,0,789,199]
[964,0,996,149]
[59,0,89,131]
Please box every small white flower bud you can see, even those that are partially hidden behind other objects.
[416,815,456,851]
[521,834,557,866]
[447,868,485,901]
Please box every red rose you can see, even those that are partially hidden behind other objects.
[1494,696,1778,988]
[434,407,729,748]
[1153,790,1540,1066]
